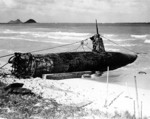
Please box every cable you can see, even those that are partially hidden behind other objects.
[84,44,93,51]
[30,38,89,53]
[0,62,9,69]
[68,40,88,52]
[0,38,89,59]
[82,45,85,52]
[0,53,14,59]
[75,45,82,52]
[101,35,138,54]
[69,44,82,52]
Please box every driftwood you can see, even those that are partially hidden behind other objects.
[8,52,137,78]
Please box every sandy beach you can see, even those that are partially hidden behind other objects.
[1,64,150,118]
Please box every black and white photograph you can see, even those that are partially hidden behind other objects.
[0,0,150,118]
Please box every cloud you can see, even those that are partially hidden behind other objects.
[0,0,150,22]
[2,0,17,8]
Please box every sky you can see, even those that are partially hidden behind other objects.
[0,0,150,23]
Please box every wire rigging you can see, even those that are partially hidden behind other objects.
[0,38,89,59]
[101,35,140,55]
[0,53,14,59]
[30,38,89,53]
[69,44,82,52]
[0,62,9,69]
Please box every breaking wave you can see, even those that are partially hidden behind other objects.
[144,39,150,43]
[120,44,136,47]
[0,29,91,41]
[103,34,117,38]
[1,29,90,37]
[0,29,140,46]
[105,43,135,47]
[103,34,136,42]
[2,29,29,34]
[106,48,120,52]
[0,36,68,44]
[33,32,90,39]
[131,34,147,39]
[0,36,37,42]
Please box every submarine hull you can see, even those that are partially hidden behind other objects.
[9,52,137,78]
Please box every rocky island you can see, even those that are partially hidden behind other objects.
[8,19,23,24]
[8,19,37,24]
[24,19,37,23]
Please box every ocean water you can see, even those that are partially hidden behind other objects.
[0,23,150,89]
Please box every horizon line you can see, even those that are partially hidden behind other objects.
[0,22,150,24]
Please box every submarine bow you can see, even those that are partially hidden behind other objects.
[105,52,137,70]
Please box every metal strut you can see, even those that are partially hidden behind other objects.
[96,19,99,35]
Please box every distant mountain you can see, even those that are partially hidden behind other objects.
[8,19,23,24]
[24,19,37,23]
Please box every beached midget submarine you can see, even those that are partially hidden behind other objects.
[8,21,137,79]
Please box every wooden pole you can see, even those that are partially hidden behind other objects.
[141,101,143,119]
[134,76,140,118]
[105,66,109,107]
[133,100,136,119]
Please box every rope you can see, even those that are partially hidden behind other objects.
[84,44,93,51]
[101,35,138,54]
[0,53,14,59]
[30,38,89,53]
[0,38,89,59]
[0,62,9,69]
[68,45,82,52]
[81,45,85,52]
[69,42,86,52]
[75,44,82,52]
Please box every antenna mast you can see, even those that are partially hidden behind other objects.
[96,19,99,35]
